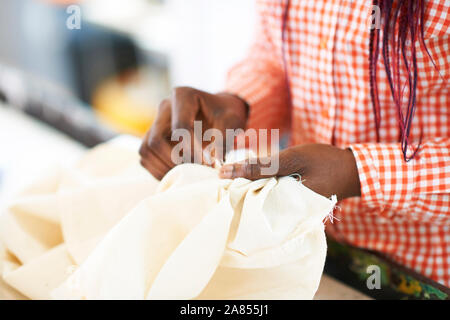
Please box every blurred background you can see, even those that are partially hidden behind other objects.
[2,1,448,301]
[0,0,255,201]
[0,0,255,136]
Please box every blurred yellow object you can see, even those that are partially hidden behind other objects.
[92,69,163,137]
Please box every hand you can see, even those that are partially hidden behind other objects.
[140,87,248,180]
[219,144,361,200]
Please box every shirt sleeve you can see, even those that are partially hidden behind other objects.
[349,138,450,225]
[225,0,290,133]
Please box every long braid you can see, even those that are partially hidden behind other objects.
[370,0,435,161]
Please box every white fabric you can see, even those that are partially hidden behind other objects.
[0,137,336,300]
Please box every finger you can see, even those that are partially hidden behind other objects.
[139,141,173,172]
[209,116,245,164]
[219,149,298,180]
[139,129,152,158]
[149,146,173,172]
[140,138,175,178]
[140,130,174,170]
[200,124,223,167]
[219,159,265,180]
[143,99,179,168]
[140,157,166,181]
[141,139,175,172]
[171,88,205,164]
[171,87,199,132]
[147,137,176,168]
[212,121,229,170]
[192,133,205,165]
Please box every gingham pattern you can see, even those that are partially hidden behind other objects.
[226,0,450,286]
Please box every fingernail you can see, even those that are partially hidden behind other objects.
[219,165,233,179]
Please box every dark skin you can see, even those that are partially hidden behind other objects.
[140,86,361,200]
[139,87,247,180]
[219,144,361,200]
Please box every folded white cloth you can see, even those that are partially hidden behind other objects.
[0,136,336,300]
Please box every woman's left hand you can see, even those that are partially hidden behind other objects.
[219,144,361,200]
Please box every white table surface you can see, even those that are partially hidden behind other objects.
[315,275,371,300]
[0,104,86,208]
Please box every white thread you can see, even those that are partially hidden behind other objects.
[324,195,341,224]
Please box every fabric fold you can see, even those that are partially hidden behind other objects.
[0,136,336,300]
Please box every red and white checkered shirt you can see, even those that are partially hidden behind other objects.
[226,0,450,286]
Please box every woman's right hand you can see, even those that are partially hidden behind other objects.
[139,87,248,180]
